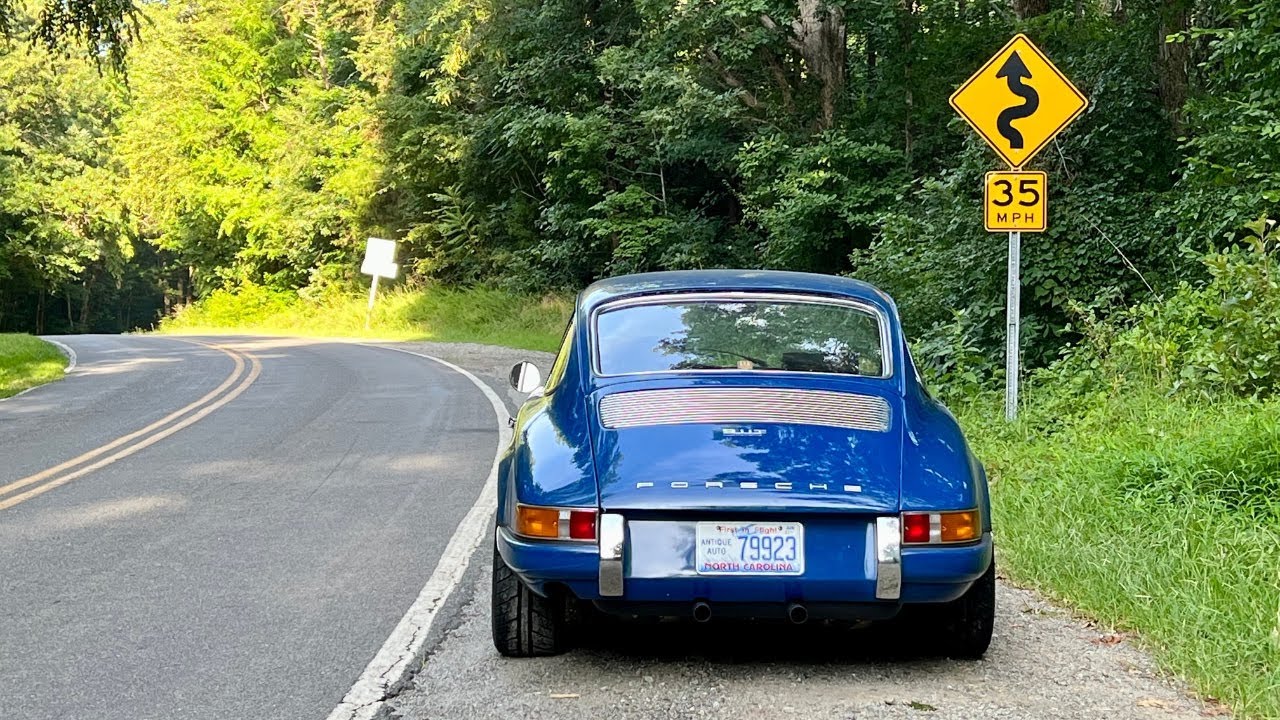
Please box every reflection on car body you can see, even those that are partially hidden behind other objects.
[492,270,995,659]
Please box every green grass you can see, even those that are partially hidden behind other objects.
[957,391,1280,718]
[158,283,573,352]
[0,334,67,398]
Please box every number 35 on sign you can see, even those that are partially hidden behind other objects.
[984,171,1046,232]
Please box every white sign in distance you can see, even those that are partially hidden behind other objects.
[361,237,399,278]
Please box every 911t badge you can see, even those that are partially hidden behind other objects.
[720,426,767,437]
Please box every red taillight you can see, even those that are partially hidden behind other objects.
[568,510,597,540]
[903,513,930,544]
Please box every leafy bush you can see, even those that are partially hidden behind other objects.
[911,308,999,404]
[737,133,903,272]
[1174,2,1280,242]
[1038,217,1280,400]
[171,283,297,328]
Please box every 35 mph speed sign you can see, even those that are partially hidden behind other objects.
[984,171,1046,232]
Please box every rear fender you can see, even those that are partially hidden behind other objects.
[497,394,598,527]
[900,384,988,528]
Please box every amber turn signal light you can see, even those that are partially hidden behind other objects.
[515,506,560,538]
[940,510,978,542]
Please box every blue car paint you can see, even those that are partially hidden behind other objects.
[495,269,992,614]
[590,375,904,514]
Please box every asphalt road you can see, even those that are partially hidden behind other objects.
[0,335,499,720]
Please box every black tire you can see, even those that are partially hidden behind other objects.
[491,543,567,657]
[927,557,996,659]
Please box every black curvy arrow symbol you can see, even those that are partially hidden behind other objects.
[995,51,1039,150]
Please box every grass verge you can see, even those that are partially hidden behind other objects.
[0,334,67,398]
[158,283,573,352]
[957,391,1280,718]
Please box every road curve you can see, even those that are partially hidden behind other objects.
[0,335,499,720]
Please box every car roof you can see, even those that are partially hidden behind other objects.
[578,269,896,314]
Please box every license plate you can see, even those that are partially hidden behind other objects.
[694,522,804,576]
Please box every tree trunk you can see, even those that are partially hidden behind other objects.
[1012,0,1051,19]
[792,0,847,130]
[35,288,45,335]
[899,0,919,169]
[1156,0,1191,133]
[79,277,93,333]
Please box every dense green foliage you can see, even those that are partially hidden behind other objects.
[0,9,168,334]
[0,0,1276,361]
[377,0,1279,367]
[0,333,64,397]
[116,0,389,294]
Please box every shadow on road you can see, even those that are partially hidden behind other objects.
[569,616,960,666]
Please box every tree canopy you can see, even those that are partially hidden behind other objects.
[0,0,1277,368]
[0,0,141,69]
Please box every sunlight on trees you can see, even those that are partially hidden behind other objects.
[0,0,1277,365]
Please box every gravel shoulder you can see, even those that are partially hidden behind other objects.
[392,566,1220,720]
[394,340,555,411]
[390,340,1225,720]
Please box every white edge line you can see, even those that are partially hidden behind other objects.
[41,338,78,373]
[326,343,512,720]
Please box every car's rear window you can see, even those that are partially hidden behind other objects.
[594,296,886,377]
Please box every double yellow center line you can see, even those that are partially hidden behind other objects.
[0,341,263,512]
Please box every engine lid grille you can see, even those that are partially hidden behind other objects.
[598,387,891,432]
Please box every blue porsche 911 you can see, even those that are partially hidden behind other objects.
[493,270,994,658]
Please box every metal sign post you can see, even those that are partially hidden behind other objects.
[1005,231,1020,421]
[365,275,380,330]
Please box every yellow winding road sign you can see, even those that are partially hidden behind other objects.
[950,34,1088,169]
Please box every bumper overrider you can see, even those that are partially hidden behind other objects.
[497,511,993,618]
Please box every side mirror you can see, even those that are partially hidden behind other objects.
[509,361,543,394]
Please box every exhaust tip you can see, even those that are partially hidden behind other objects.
[787,603,808,625]
[692,601,712,623]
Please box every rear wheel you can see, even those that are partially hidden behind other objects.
[924,557,996,659]
[491,544,567,657]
